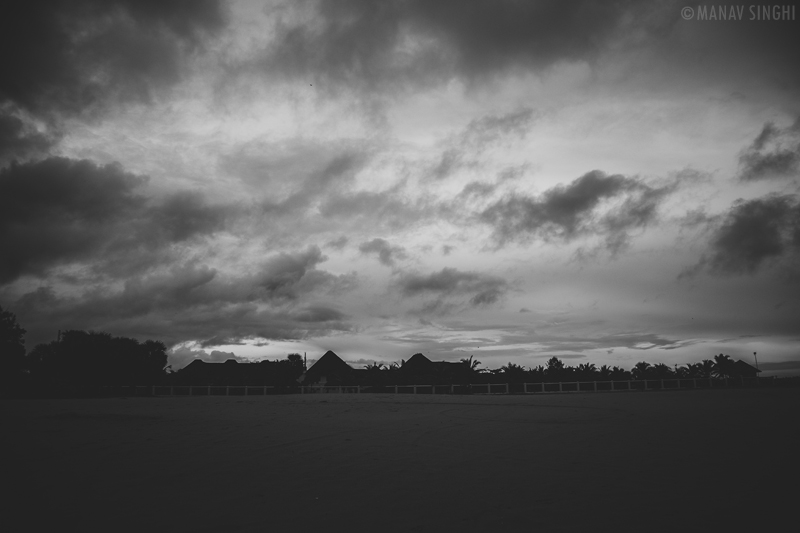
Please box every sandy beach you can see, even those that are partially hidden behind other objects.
[3,388,797,532]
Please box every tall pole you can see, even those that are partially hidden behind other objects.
[753,352,759,371]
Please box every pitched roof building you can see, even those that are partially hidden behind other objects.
[177,358,303,386]
[400,353,469,384]
[298,350,356,385]
[732,359,761,378]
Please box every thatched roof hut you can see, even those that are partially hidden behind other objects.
[299,350,355,385]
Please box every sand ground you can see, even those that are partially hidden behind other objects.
[3,388,798,532]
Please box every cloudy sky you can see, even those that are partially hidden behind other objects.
[1,0,799,373]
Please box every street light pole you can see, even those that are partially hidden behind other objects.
[753,351,759,371]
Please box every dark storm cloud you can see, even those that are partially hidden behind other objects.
[480,170,674,249]
[0,157,146,283]
[481,171,628,241]
[358,238,407,266]
[738,121,800,181]
[189,303,352,348]
[198,338,245,348]
[18,295,353,351]
[11,247,357,348]
[690,194,800,276]
[0,0,225,116]
[250,245,331,300]
[106,190,231,256]
[110,246,346,310]
[0,108,57,165]
[257,0,800,106]
[259,0,656,91]
[133,246,351,308]
[190,305,347,349]
[131,247,341,308]
[398,267,509,306]
[0,157,231,284]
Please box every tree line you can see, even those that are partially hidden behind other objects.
[360,353,748,386]
[0,303,757,396]
[456,354,746,383]
[1,304,170,395]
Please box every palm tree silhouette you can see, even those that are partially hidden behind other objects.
[631,361,652,380]
[499,362,526,382]
[575,363,597,380]
[698,359,715,378]
[460,355,482,372]
[651,363,674,379]
[713,354,735,378]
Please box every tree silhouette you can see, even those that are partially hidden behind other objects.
[713,354,735,379]
[575,363,598,381]
[286,353,304,372]
[545,357,566,381]
[610,366,631,380]
[529,364,546,382]
[275,353,305,384]
[631,362,651,380]
[460,355,482,372]
[499,362,527,383]
[651,363,674,379]
[0,304,26,383]
[698,359,715,378]
[363,361,386,386]
[142,340,169,381]
[26,330,168,392]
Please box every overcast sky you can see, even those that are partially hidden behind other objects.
[1,0,798,373]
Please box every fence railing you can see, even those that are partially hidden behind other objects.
[98,385,297,397]
[99,376,768,397]
[519,376,763,393]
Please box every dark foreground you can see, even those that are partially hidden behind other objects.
[3,388,797,532]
